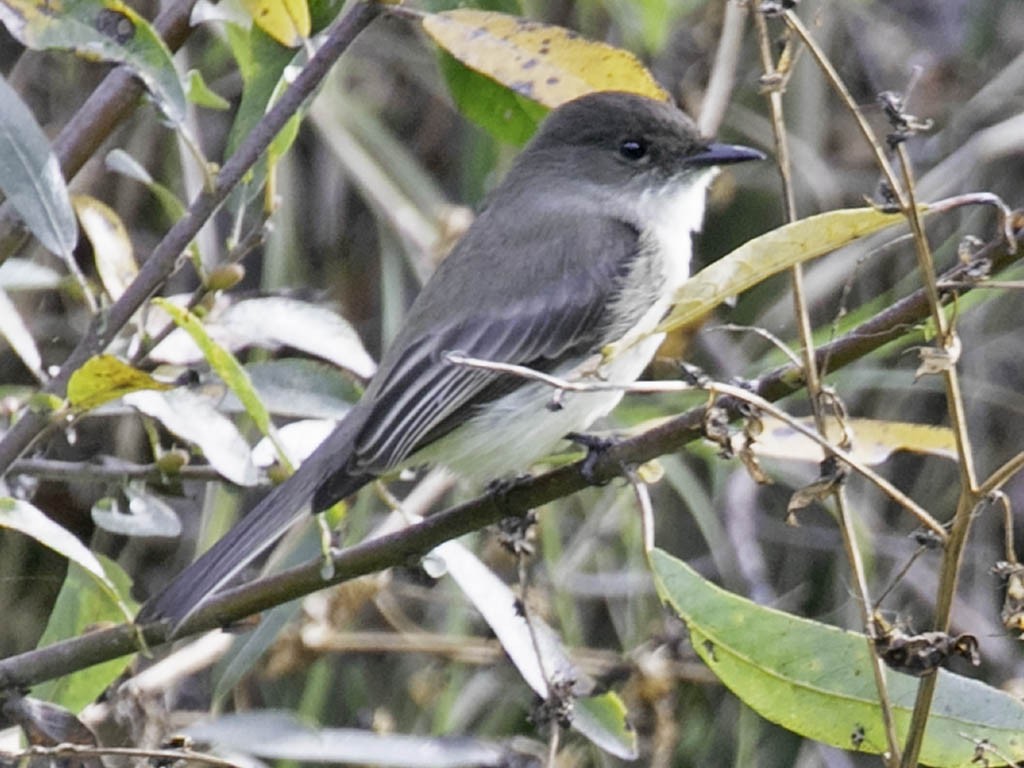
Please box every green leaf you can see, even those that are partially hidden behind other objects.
[184,711,514,766]
[574,692,638,761]
[124,388,259,486]
[752,416,958,466]
[150,296,376,379]
[186,68,231,110]
[104,149,193,243]
[32,556,137,712]
[0,74,78,259]
[0,498,132,623]
[238,359,360,420]
[91,484,182,538]
[650,549,1024,765]
[0,258,62,291]
[152,298,291,469]
[225,23,294,157]
[219,22,299,217]
[0,0,188,126]
[437,50,548,146]
[435,538,638,759]
[103,148,202,262]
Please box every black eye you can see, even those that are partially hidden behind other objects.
[619,138,648,161]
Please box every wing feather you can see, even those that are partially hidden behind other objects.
[347,210,646,476]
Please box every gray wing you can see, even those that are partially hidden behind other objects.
[329,210,648,486]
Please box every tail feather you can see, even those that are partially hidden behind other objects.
[137,408,372,628]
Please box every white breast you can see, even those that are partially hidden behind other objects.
[636,168,717,295]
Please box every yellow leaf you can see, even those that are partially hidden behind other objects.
[72,194,137,301]
[240,0,310,47]
[751,416,957,466]
[67,355,173,411]
[421,9,669,108]
[650,207,928,338]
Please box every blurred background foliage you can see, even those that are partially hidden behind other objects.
[1,0,1023,765]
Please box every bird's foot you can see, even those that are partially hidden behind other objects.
[485,472,533,499]
[486,475,536,556]
[566,432,619,485]
[495,509,538,557]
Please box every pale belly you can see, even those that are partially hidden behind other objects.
[408,332,665,483]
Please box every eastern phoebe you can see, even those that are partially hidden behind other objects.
[139,91,762,626]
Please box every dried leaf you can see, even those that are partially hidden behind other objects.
[994,561,1024,636]
[871,615,980,677]
[915,335,962,380]
[72,194,137,301]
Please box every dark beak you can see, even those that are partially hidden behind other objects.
[687,142,765,167]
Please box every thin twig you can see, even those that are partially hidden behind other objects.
[710,323,803,368]
[893,142,980,768]
[9,457,224,483]
[756,8,902,759]
[783,10,905,207]
[2,232,1020,688]
[0,744,241,768]
[979,451,1024,498]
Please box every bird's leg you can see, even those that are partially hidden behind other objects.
[485,473,533,498]
[495,509,538,557]
[485,475,537,554]
[566,431,620,485]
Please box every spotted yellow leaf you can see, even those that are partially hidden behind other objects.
[421,9,669,109]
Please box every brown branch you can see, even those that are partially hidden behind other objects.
[9,457,224,483]
[0,223,1018,692]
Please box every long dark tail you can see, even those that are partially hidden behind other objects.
[137,408,372,628]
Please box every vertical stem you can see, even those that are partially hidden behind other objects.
[755,9,903,763]
[894,145,979,768]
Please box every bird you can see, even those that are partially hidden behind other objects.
[138,90,763,627]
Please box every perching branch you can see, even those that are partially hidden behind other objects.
[0,223,1018,692]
